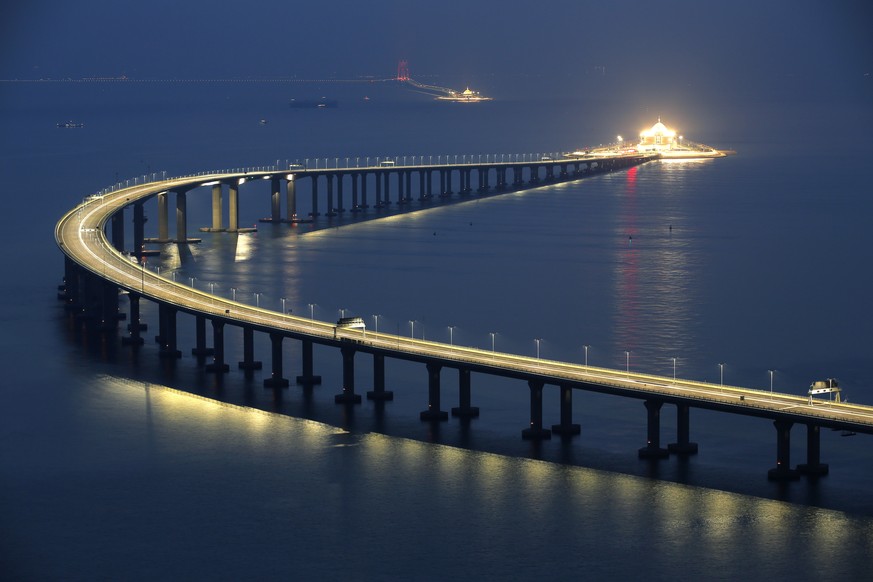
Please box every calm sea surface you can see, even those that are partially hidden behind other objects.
[1,82,872,580]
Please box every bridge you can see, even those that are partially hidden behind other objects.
[56,154,873,481]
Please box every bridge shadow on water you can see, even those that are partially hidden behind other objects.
[57,307,871,518]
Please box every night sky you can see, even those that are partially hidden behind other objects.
[2,0,870,100]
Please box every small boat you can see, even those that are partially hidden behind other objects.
[290,97,338,109]
[57,121,84,128]
[259,119,267,125]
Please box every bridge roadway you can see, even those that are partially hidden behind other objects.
[56,160,873,479]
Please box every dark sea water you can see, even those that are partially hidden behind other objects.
[2,81,873,580]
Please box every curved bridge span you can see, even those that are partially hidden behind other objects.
[56,156,873,481]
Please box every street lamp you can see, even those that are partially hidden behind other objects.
[625,351,630,373]
[373,314,380,332]
[340,307,347,319]
[231,287,237,301]
[189,276,196,288]
[672,357,677,381]
[281,297,287,314]
[409,320,416,338]
[719,363,725,385]
[254,292,261,308]
[448,325,455,346]
[769,369,774,393]
[490,332,496,352]
[308,303,316,319]
[535,338,542,359]
[584,345,590,367]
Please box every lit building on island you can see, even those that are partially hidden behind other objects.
[637,118,727,158]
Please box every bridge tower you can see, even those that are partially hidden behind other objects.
[397,60,409,82]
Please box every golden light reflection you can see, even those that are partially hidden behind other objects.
[234,232,255,263]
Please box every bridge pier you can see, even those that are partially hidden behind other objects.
[228,182,240,231]
[522,380,551,440]
[310,175,319,217]
[191,315,214,357]
[335,346,362,404]
[360,173,369,208]
[638,400,669,458]
[264,333,289,388]
[205,320,229,373]
[121,292,145,346]
[296,339,322,386]
[157,304,181,358]
[768,420,800,480]
[133,202,145,261]
[797,423,829,476]
[420,362,448,421]
[667,403,699,454]
[351,174,360,211]
[175,190,189,242]
[337,173,345,212]
[238,326,262,371]
[210,184,224,230]
[551,384,581,436]
[270,177,281,221]
[382,173,391,205]
[326,175,336,217]
[451,368,479,417]
[157,192,169,242]
[366,353,393,400]
[286,175,297,221]
[111,211,124,252]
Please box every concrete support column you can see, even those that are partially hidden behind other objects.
[205,320,229,373]
[397,172,405,204]
[482,168,490,191]
[768,420,800,480]
[798,423,829,476]
[366,353,393,400]
[121,292,145,346]
[439,169,447,196]
[420,362,448,421]
[351,174,359,211]
[229,183,239,231]
[326,175,336,216]
[451,368,479,417]
[446,169,453,196]
[522,380,551,439]
[668,403,699,454]
[296,339,322,386]
[175,191,187,242]
[337,173,345,211]
[157,304,181,358]
[638,400,669,458]
[133,202,145,261]
[375,172,383,207]
[551,384,581,436]
[310,175,320,217]
[192,315,214,357]
[211,184,223,230]
[419,171,426,200]
[286,176,297,221]
[383,173,391,204]
[264,332,289,388]
[335,346,362,404]
[111,211,124,252]
[361,173,369,208]
[157,192,169,241]
[238,326,263,371]
[405,171,412,202]
[270,177,281,221]
[426,170,433,198]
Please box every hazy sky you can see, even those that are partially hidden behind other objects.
[2,0,870,98]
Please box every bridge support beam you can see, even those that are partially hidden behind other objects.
[175,191,189,242]
[264,333,289,388]
[286,176,297,221]
[335,346,361,404]
[111,211,125,252]
[668,403,699,455]
[337,173,345,211]
[228,182,239,231]
[326,175,336,216]
[420,362,448,421]
[157,192,169,242]
[351,174,360,211]
[360,173,369,208]
[205,320,229,373]
[238,326,262,371]
[192,315,214,357]
[367,353,393,400]
[638,400,669,458]
[451,368,479,417]
[797,423,829,476]
[296,339,322,386]
[133,202,145,261]
[522,380,551,440]
[768,420,800,480]
[157,304,181,358]
[310,175,319,217]
[551,384,581,436]
[270,177,281,221]
[121,292,144,346]
[211,184,223,230]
